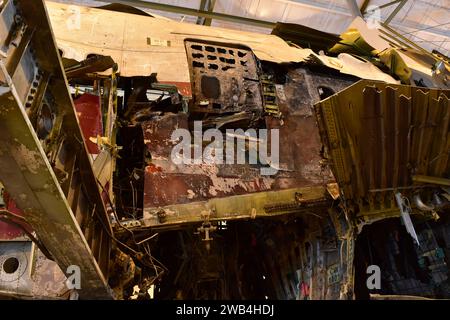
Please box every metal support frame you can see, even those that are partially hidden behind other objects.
[359,0,371,15]
[346,0,363,18]
[0,0,113,299]
[196,0,216,26]
[196,0,207,24]
[381,24,438,60]
[96,0,275,29]
[363,0,403,15]
[141,187,329,228]
[384,0,408,25]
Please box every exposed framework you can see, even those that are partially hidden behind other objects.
[0,0,113,299]
[0,0,448,301]
[315,80,450,219]
[196,0,216,26]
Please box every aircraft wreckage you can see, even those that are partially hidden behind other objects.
[0,0,449,300]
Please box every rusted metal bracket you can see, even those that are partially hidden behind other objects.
[142,187,329,228]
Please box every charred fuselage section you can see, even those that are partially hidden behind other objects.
[0,0,449,301]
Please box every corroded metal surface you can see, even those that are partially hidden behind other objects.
[140,67,353,227]
[142,186,329,227]
[0,0,112,299]
[74,93,103,154]
[185,40,262,115]
[315,80,450,216]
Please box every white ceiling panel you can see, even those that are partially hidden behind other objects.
[49,0,450,55]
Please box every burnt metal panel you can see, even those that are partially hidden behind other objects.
[140,66,353,227]
[0,0,113,298]
[185,40,263,114]
[0,240,68,299]
[0,241,34,296]
[315,80,450,215]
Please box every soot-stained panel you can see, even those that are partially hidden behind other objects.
[185,40,262,115]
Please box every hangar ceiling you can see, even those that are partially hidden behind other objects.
[49,0,449,56]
